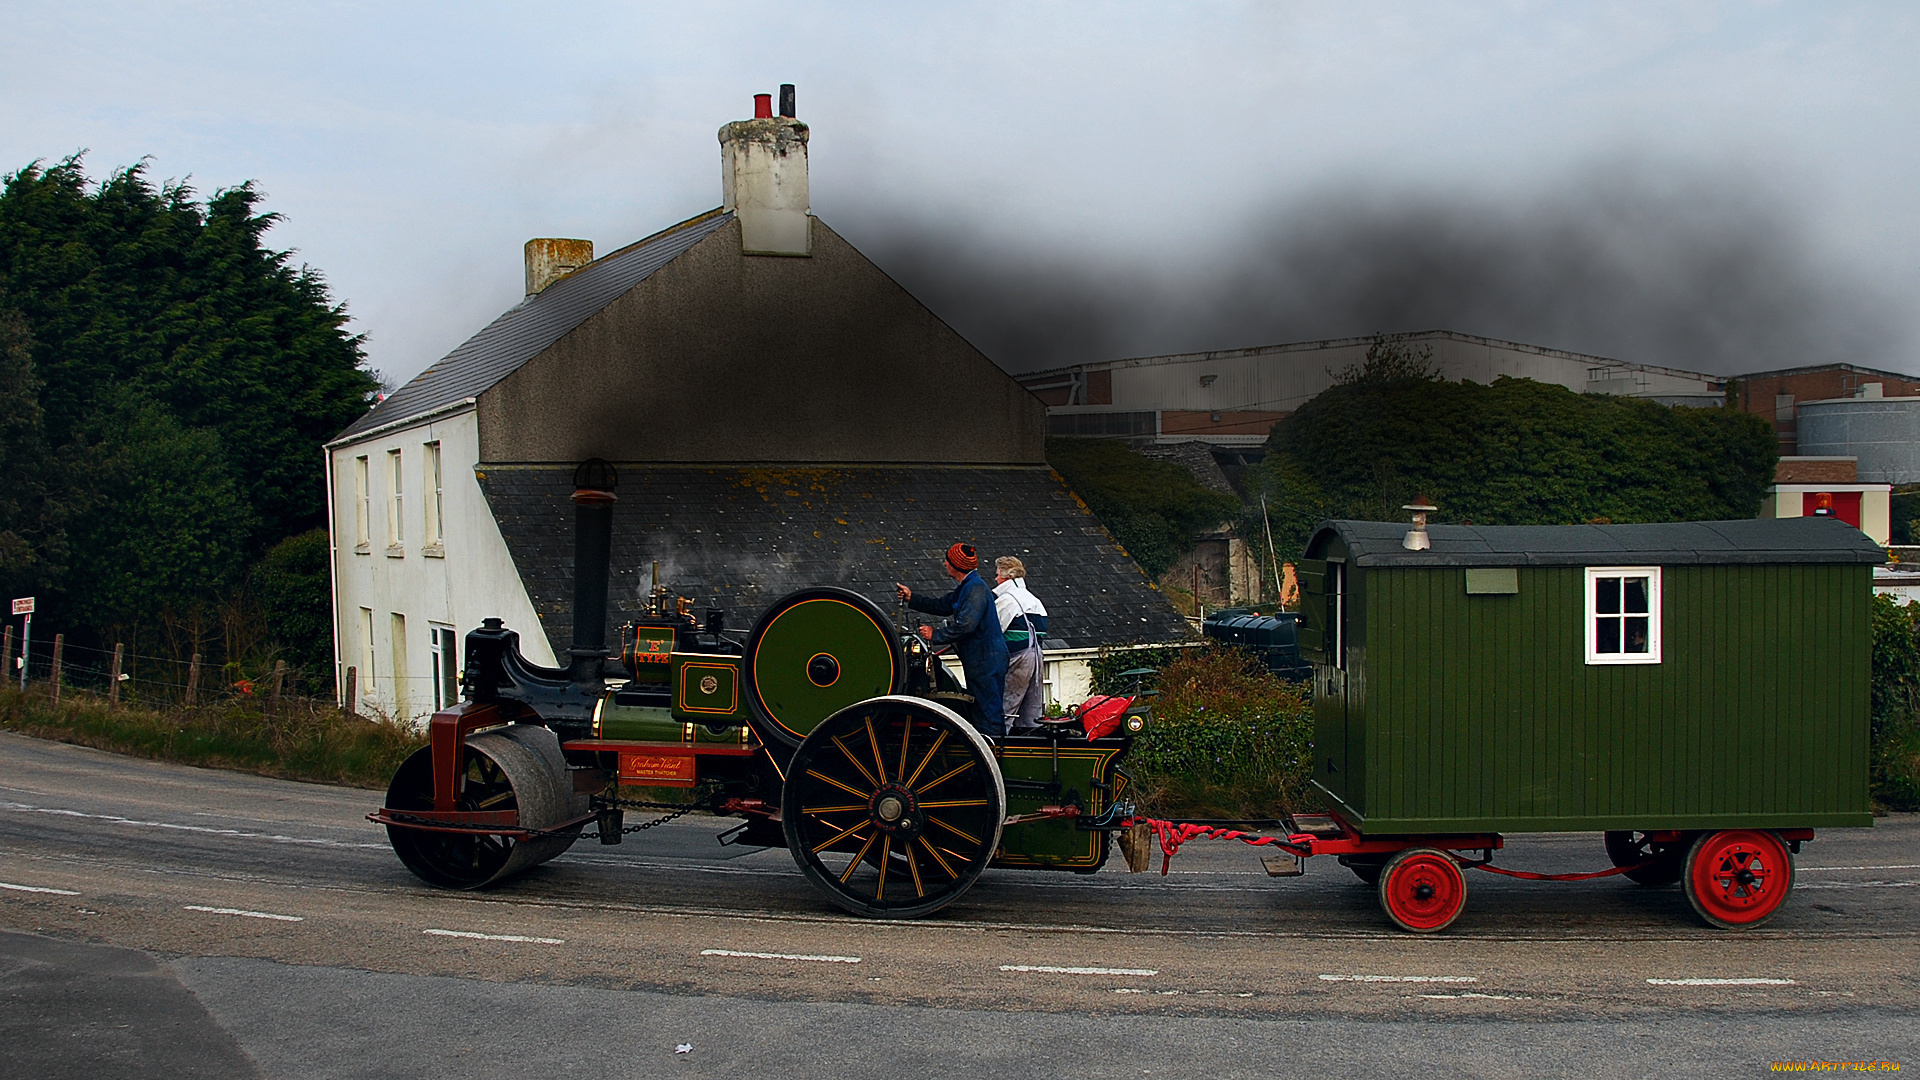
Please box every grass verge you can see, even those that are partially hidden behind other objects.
[0,686,425,789]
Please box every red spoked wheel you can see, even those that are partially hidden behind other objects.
[1682,829,1795,930]
[1377,847,1467,933]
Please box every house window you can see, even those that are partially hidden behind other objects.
[423,441,444,550]
[358,607,376,700]
[387,449,404,550]
[390,612,408,722]
[353,456,370,551]
[1586,567,1661,665]
[430,625,459,711]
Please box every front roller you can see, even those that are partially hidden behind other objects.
[383,724,589,889]
[782,696,1005,919]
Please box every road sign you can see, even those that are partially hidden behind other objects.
[11,597,32,616]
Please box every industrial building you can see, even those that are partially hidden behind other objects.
[325,91,1189,725]
[1017,331,1726,448]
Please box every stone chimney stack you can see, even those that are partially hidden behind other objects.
[719,85,810,256]
[525,238,594,296]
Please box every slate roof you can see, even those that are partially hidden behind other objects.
[477,464,1196,656]
[1315,516,1886,568]
[335,210,734,441]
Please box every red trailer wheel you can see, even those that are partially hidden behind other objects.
[1682,830,1794,929]
[1377,848,1467,933]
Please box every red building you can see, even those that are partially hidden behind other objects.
[1734,364,1920,454]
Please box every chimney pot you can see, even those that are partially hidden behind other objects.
[719,95,811,257]
[524,238,594,296]
[778,84,796,117]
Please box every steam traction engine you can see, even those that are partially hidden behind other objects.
[371,461,1146,918]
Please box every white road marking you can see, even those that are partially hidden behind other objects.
[1646,977,1796,986]
[0,881,79,895]
[1320,974,1477,983]
[1,801,386,848]
[700,949,861,964]
[1797,881,1920,890]
[184,905,304,922]
[1001,965,1159,976]
[1798,865,1920,872]
[423,929,563,944]
[1421,993,1525,1000]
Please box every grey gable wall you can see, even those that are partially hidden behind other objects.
[476,217,1044,464]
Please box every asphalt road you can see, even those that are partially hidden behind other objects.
[2,729,1916,1078]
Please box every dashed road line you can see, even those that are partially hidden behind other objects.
[1647,977,1795,986]
[1001,965,1159,976]
[1421,993,1525,1000]
[1798,865,1920,872]
[0,881,79,895]
[423,929,563,944]
[1320,974,1477,983]
[701,949,861,964]
[1,801,385,848]
[1798,881,1920,890]
[184,905,304,922]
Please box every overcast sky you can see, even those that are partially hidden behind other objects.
[3,2,1916,381]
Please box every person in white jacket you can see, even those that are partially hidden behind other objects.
[992,557,1050,735]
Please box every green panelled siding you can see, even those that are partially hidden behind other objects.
[1310,563,1871,832]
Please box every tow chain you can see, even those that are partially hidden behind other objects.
[380,786,722,840]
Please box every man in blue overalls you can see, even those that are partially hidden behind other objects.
[895,543,1009,737]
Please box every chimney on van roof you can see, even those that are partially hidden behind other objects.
[719,85,810,256]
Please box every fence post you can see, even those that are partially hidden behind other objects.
[186,652,201,707]
[2,626,11,691]
[270,660,285,711]
[344,666,357,717]
[49,634,63,705]
[109,643,124,707]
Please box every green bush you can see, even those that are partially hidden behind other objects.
[1870,594,1920,810]
[1046,437,1241,578]
[1124,646,1314,819]
[252,528,334,694]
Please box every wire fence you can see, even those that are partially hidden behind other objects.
[0,628,333,713]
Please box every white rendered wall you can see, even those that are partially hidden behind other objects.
[328,408,550,726]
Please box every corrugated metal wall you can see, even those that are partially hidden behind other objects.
[1331,563,1870,832]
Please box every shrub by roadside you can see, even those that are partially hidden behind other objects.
[0,687,424,790]
[1124,646,1314,820]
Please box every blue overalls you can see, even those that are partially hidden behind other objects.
[909,570,1010,736]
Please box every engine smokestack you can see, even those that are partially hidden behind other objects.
[569,458,618,690]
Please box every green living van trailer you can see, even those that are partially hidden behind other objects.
[1294,515,1881,930]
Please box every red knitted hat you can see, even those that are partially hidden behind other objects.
[945,542,978,572]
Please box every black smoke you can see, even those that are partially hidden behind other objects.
[841,164,1905,376]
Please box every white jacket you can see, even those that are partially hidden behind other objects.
[993,578,1048,634]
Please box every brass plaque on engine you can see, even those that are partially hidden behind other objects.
[677,660,740,715]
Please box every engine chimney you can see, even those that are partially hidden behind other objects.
[719,89,810,256]
[569,458,618,691]
[525,238,594,296]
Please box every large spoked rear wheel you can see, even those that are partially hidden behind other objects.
[384,724,585,890]
[782,696,1005,919]
[1682,829,1794,930]
[1604,830,1687,886]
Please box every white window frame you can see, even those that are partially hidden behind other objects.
[353,455,370,552]
[386,449,405,549]
[423,441,445,551]
[429,624,459,712]
[1585,566,1662,665]
[358,607,376,699]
